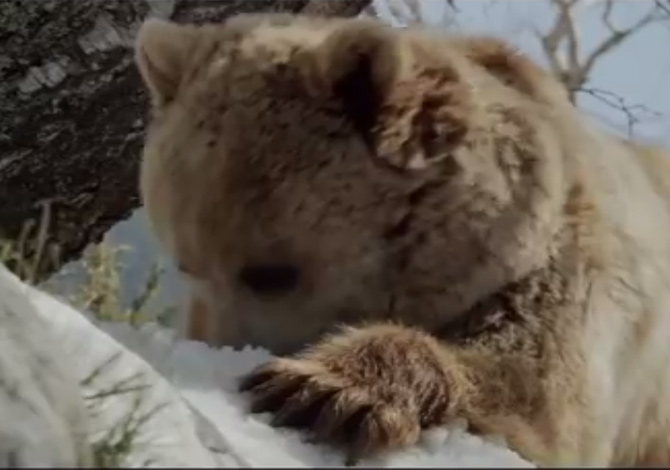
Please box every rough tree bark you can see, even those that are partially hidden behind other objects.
[0,0,371,280]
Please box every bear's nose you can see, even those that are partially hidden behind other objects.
[238,263,300,296]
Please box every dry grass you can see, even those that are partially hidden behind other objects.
[0,201,58,285]
[59,242,171,326]
[0,209,173,325]
[81,352,168,468]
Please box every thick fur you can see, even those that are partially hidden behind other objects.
[135,14,670,467]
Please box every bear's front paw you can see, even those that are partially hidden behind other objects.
[239,324,461,464]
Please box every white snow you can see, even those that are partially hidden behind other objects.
[0,262,534,468]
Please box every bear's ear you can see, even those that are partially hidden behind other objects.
[135,18,198,107]
[305,19,470,172]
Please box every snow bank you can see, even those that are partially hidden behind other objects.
[0,264,90,466]
[0,263,534,468]
[1,263,217,467]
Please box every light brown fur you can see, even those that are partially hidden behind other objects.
[185,293,210,343]
[135,14,670,467]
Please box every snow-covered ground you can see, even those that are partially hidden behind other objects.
[0,262,533,468]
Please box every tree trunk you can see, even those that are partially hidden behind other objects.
[0,0,371,280]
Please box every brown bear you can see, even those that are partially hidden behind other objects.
[135,13,670,467]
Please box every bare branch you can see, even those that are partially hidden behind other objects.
[383,0,424,26]
[577,86,662,136]
[539,0,573,80]
[581,1,663,80]
[655,0,670,17]
[405,0,423,23]
[538,0,670,106]
[362,2,378,18]
[563,2,581,74]
[533,0,670,132]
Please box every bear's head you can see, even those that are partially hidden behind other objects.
[135,14,575,354]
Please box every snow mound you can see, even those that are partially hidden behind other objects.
[0,263,534,467]
[1,263,216,467]
[0,264,90,466]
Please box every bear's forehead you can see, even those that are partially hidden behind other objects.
[177,26,334,108]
